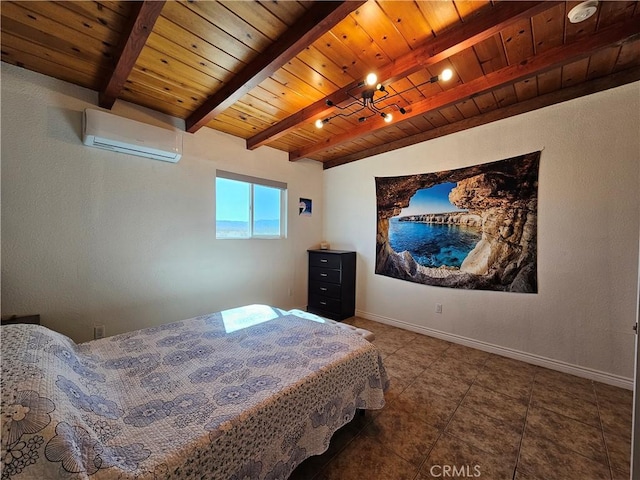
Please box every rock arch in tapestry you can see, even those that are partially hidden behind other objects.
[375,151,540,293]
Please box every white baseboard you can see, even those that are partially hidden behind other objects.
[356,309,634,391]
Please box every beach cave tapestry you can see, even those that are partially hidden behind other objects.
[375,151,540,293]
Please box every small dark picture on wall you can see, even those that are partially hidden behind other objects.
[299,198,312,216]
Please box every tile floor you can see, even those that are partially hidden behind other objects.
[289,317,633,480]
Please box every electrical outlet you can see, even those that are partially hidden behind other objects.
[94,325,105,340]
[435,303,443,314]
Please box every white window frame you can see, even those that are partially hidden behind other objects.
[215,170,287,239]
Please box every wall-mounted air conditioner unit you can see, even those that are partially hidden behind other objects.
[82,109,182,163]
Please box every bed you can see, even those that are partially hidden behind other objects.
[1,305,388,479]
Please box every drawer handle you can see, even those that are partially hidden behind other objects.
[320,259,328,263]
[320,287,327,291]
[320,301,327,305]
[320,273,328,277]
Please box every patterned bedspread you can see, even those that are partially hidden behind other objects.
[1,305,388,479]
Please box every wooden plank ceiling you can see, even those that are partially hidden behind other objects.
[2,1,639,168]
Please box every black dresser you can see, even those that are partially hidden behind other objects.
[307,249,356,321]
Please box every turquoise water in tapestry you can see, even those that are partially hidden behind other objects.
[388,217,482,268]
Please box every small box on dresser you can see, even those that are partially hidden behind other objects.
[307,249,356,321]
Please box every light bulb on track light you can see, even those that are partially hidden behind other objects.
[441,68,453,81]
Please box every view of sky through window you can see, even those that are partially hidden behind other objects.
[216,177,283,238]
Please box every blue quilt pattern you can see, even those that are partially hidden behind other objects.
[1,306,387,479]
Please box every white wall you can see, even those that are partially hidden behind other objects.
[1,64,324,343]
[323,81,640,385]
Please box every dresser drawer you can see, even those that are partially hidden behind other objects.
[309,281,342,299]
[308,294,342,314]
[309,253,342,269]
[309,267,341,284]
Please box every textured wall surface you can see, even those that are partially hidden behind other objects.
[1,64,324,343]
[323,81,640,382]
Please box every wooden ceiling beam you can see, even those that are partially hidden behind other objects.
[247,0,558,150]
[185,1,366,134]
[290,18,640,161]
[323,66,640,169]
[99,1,165,109]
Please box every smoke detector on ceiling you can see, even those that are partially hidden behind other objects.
[567,1,598,23]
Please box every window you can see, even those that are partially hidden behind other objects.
[215,170,287,239]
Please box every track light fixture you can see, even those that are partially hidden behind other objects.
[315,68,453,128]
